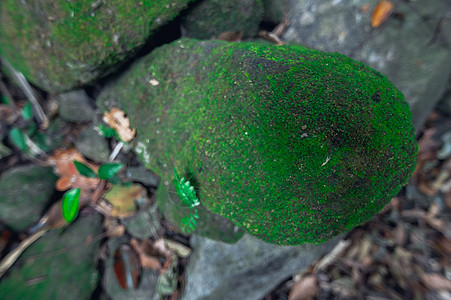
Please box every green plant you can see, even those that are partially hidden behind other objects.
[173,168,200,233]
[61,160,124,223]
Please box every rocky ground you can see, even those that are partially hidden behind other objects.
[0,0,450,299]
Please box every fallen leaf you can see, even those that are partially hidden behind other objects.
[130,239,162,270]
[289,275,318,300]
[164,239,191,258]
[114,244,141,289]
[371,1,394,28]
[102,184,147,218]
[48,148,100,193]
[103,108,136,142]
[421,273,451,291]
[217,30,243,42]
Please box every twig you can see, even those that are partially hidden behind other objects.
[0,57,49,129]
[0,228,48,278]
[109,141,123,161]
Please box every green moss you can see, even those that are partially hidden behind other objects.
[98,38,417,245]
[0,0,194,92]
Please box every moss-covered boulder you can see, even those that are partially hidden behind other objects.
[0,0,194,92]
[182,0,263,39]
[98,38,417,245]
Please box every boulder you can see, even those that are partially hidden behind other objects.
[98,38,417,245]
[0,0,195,92]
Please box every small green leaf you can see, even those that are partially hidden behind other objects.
[9,127,27,152]
[1,95,11,105]
[62,188,81,223]
[97,124,119,139]
[21,102,33,120]
[173,168,200,208]
[98,163,124,180]
[74,160,97,178]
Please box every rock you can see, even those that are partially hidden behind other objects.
[182,0,263,39]
[282,0,451,133]
[0,213,102,299]
[57,90,95,123]
[102,237,159,300]
[0,0,195,92]
[262,0,288,24]
[76,126,110,163]
[98,38,417,245]
[125,166,160,188]
[0,165,57,231]
[124,204,160,240]
[183,234,342,300]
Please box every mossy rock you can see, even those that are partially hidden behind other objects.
[0,213,102,299]
[98,38,417,245]
[182,0,263,39]
[0,0,194,92]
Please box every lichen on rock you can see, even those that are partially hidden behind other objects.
[0,0,194,92]
[98,38,417,245]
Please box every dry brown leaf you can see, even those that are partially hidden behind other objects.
[217,30,243,42]
[48,148,100,193]
[104,217,125,238]
[153,238,172,258]
[103,108,136,142]
[421,273,451,291]
[164,239,191,258]
[371,1,394,28]
[130,238,162,270]
[289,275,317,300]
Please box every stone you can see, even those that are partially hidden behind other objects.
[282,0,451,133]
[102,237,159,300]
[182,0,263,39]
[57,90,95,123]
[0,213,102,299]
[0,0,195,92]
[98,38,417,245]
[0,165,57,231]
[124,204,160,240]
[125,166,160,188]
[76,126,110,163]
[183,234,342,300]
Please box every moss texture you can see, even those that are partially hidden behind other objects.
[182,0,263,39]
[98,38,417,245]
[0,0,194,92]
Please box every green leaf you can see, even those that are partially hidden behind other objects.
[173,168,200,208]
[98,163,124,180]
[1,95,11,105]
[9,127,27,152]
[62,188,81,223]
[21,102,33,120]
[97,124,119,139]
[73,160,97,178]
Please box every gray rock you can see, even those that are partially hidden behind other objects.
[183,234,342,300]
[262,0,289,24]
[437,79,451,116]
[182,0,264,39]
[126,166,160,188]
[76,126,110,163]
[57,90,94,123]
[282,0,451,133]
[0,165,57,231]
[124,204,160,240]
[103,237,159,300]
[0,213,102,299]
